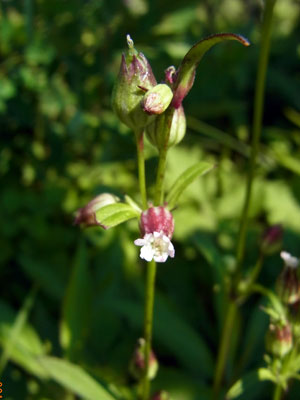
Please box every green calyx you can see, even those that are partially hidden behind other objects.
[146,105,186,151]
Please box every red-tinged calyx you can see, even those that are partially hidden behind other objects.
[261,224,283,255]
[140,206,174,239]
[112,35,157,133]
[129,338,158,380]
[151,391,171,400]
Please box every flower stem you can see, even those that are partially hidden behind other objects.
[213,2,277,396]
[213,301,238,398]
[136,132,148,210]
[142,259,157,400]
[154,147,167,206]
[273,384,282,400]
[235,0,276,275]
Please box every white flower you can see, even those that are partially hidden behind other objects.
[134,231,175,263]
[280,251,299,269]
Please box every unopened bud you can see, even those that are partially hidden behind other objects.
[141,84,173,115]
[146,106,186,150]
[74,193,119,227]
[276,251,300,304]
[288,300,300,338]
[112,35,157,132]
[151,391,171,400]
[261,224,283,255]
[129,338,158,380]
[266,322,292,358]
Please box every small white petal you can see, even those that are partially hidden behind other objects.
[140,245,154,262]
[154,253,168,263]
[134,238,146,246]
[281,251,299,268]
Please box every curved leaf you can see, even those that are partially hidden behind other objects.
[38,356,117,400]
[95,203,140,229]
[166,161,214,209]
[172,33,250,108]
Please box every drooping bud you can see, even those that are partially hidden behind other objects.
[129,338,158,381]
[134,206,175,263]
[112,35,157,133]
[151,391,171,400]
[74,193,119,227]
[276,251,300,304]
[164,66,176,85]
[266,322,292,358]
[141,84,173,115]
[145,106,186,151]
[261,224,283,255]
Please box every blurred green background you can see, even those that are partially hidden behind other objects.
[1,0,300,399]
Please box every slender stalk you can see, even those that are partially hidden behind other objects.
[273,384,282,400]
[213,2,277,396]
[235,0,277,274]
[142,259,157,400]
[154,147,167,206]
[213,301,238,398]
[136,132,148,210]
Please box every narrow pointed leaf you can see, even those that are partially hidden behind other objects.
[38,356,117,400]
[60,240,92,360]
[95,203,140,229]
[166,161,214,209]
[172,33,250,108]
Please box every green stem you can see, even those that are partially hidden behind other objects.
[213,301,238,398]
[142,259,157,400]
[136,132,148,210]
[154,147,167,206]
[213,2,277,395]
[273,384,282,400]
[235,0,276,274]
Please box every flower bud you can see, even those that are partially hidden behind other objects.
[112,35,157,132]
[151,391,171,400]
[276,251,300,304]
[129,338,158,381]
[74,193,119,227]
[141,84,173,115]
[261,224,283,255]
[145,106,186,151]
[266,322,292,358]
[134,206,175,263]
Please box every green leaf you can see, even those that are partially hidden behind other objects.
[166,161,214,209]
[38,356,117,400]
[226,368,274,399]
[95,203,140,229]
[172,33,250,107]
[60,240,92,361]
[0,300,48,379]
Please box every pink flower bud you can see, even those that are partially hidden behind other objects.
[129,338,158,381]
[151,391,171,400]
[276,251,300,304]
[74,193,119,228]
[266,322,292,358]
[261,224,283,255]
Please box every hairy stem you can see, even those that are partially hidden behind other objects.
[136,132,148,210]
[142,259,157,400]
